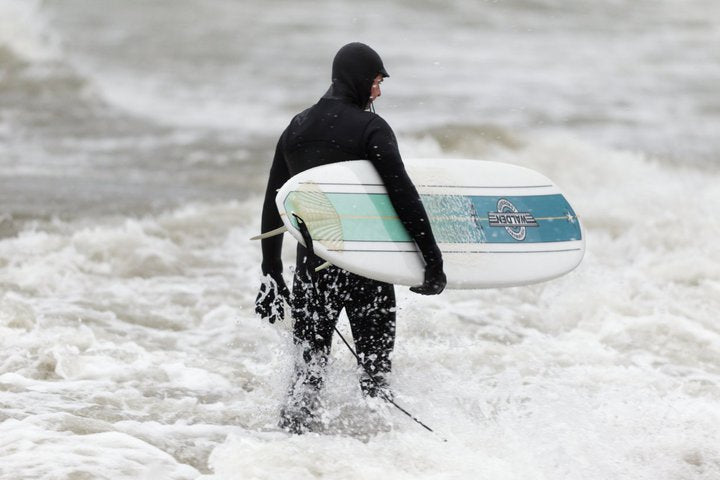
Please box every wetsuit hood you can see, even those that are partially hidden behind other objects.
[325,42,389,109]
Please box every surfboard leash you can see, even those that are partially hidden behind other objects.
[293,213,445,441]
[331,324,445,440]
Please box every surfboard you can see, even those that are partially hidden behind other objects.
[270,159,584,289]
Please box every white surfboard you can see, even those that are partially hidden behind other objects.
[272,158,585,289]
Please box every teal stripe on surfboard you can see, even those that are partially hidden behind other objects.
[285,192,581,244]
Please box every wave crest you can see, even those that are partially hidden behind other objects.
[0,0,61,63]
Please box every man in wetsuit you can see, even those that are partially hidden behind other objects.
[255,43,446,433]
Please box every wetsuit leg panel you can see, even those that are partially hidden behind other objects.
[345,276,396,377]
[290,254,347,387]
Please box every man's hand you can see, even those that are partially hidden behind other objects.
[410,261,446,295]
[255,272,290,323]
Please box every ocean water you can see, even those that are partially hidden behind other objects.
[1,0,719,479]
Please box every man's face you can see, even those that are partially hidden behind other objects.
[370,74,384,103]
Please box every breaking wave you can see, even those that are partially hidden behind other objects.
[0,0,60,63]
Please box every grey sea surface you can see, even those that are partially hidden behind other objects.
[2,0,719,222]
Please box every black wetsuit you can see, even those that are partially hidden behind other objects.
[260,43,442,401]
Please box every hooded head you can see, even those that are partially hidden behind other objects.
[329,42,389,109]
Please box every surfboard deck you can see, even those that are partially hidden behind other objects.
[275,159,584,289]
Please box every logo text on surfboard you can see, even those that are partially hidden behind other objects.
[488,198,538,241]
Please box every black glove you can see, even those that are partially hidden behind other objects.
[255,271,290,323]
[410,261,446,295]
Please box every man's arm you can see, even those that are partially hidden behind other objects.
[260,133,291,277]
[255,133,292,323]
[364,117,445,293]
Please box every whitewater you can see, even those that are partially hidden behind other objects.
[1,0,719,479]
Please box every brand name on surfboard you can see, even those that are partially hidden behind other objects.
[487,212,538,228]
[488,199,538,241]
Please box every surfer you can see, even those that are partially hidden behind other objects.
[255,42,446,434]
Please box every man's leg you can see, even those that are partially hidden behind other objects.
[280,255,344,432]
[345,276,396,398]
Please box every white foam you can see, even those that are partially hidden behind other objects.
[205,431,518,480]
[0,416,199,479]
[1,139,719,478]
